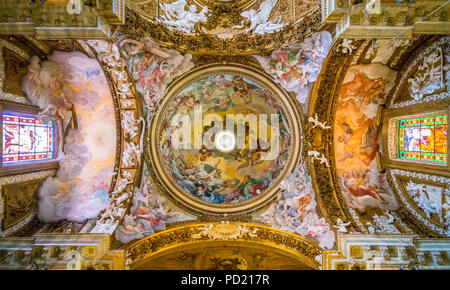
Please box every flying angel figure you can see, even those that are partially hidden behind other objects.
[233,0,286,34]
[333,218,351,234]
[308,113,331,130]
[158,0,209,33]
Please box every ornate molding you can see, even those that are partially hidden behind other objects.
[307,38,367,232]
[388,169,450,237]
[76,40,145,235]
[388,36,449,108]
[146,62,303,216]
[324,0,450,39]
[125,5,323,55]
[323,234,450,270]
[0,170,55,237]
[0,39,30,105]
[125,222,323,270]
[0,234,124,270]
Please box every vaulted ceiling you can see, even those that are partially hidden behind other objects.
[0,0,449,270]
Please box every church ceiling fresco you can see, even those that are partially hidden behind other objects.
[21,51,117,223]
[309,35,450,239]
[334,63,398,213]
[0,1,449,271]
[147,64,302,216]
[115,31,194,116]
[115,163,196,244]
[157,73,291,205]
[254,31,332,104]
[254,162,335,249]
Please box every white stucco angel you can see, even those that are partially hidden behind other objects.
[333,218,351,234]
[233,0,286,34]
[308,113,331,130]
[158,0,209,33]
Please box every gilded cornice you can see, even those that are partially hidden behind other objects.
[124,222,323,270]
[124,6,323,55]
[0,0,124,39]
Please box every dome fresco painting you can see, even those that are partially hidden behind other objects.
[0,0,449,273]
[157,73,291,205]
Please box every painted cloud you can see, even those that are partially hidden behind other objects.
[22,51,117,223]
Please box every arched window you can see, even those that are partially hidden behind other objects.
[0,101,60,176]
[386,107,449,171]
[398,113,448,164]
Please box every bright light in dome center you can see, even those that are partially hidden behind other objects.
[215,130,236,153]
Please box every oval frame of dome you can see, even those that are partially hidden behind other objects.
[147,63,303,216]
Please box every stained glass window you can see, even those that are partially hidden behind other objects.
[398,114,448,164]
[2,113,54,165]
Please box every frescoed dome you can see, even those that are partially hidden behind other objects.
[148,65,302,215]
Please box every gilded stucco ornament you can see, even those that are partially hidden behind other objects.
[388,36,450,108]
[124,222,323,270]
[388,169,450,236]
[125,1,322,55]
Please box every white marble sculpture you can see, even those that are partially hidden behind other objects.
[366,212,400,234]
[333,218,351,234]
[233,0,286,34]
[308,150,330,168]
[157,0,209,33]
[405,180,446,222]
[408,47,448,100]
[308,113,331,130]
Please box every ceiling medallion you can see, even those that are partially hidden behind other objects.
[148,64,302,215]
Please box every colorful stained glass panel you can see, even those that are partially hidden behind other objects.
[399,114,448,164]
[2,113,54,165]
